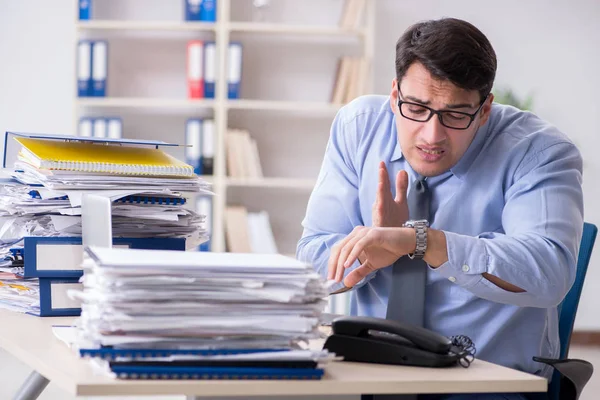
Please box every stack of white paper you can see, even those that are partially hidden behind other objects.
[71,247,330,351]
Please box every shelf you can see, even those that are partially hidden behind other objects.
[227,99,342,113]
[76,20,216,31]
[228,22,364,37]
[226,177,316,190]
[76,98,215,109]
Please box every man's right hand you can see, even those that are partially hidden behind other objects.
[372,161,409,227]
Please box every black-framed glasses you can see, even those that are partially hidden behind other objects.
[397,86,488,130]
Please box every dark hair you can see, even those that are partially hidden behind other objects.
[395,18,497,101]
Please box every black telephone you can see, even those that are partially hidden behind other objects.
[323,316,475,368]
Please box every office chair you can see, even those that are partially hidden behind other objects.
[534,222,597,400]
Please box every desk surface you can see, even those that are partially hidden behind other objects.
[0,310,547,397]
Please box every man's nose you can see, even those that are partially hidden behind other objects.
[421,114,447,144]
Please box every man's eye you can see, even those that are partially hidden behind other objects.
[408,107,427,114]
[446,112,467,120]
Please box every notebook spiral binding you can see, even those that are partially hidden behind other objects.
[44,160,194,177]
[110,366,324,380]
[114,195,187,206]
[79,348,288,360]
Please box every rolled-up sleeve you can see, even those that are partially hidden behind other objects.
[433,142,584,308]
[296,109,375,293]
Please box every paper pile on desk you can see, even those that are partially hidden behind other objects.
[68,247,334,380]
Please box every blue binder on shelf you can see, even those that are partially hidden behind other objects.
[203,42,216,99]
[184,0,201,21]
[227,42,242,99]
[91,40,108,97]
[80,347,288,359]
[17,236,186,278]
[200,0,217,22]
[77,40,92,97]
[79,0,92,20]
[36,277,83,317]
[185,118,203,175]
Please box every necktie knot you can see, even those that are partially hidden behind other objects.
[408,176,430,221]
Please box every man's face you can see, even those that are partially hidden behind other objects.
[389,62,493,177]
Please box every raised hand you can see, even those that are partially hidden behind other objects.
[372,161,409,227]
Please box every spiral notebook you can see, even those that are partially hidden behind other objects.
[14,137,194,177]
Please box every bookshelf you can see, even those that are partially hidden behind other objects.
[74,0,375,255]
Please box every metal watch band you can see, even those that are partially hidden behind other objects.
[403,219,428,259]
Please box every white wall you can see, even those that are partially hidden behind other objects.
[0,0,599,328]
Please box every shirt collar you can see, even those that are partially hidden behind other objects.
[389,114,404,162]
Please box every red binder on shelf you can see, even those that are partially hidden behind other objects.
[187,40,204,99]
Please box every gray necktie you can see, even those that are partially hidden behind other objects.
[385,176,430,326]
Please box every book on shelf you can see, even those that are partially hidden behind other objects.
[187,41,205,99]
[228,42,243,99]
[331,57,369,104]
[185,0,217,22]
[225,206,277,254]
[77,40,108,97]
[339,0,366,30]
[226,129,263,179]
[186,118,214,175]
[204,41,216,98]
[79,0,91,21]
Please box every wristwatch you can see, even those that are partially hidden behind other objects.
[403,219,429,259]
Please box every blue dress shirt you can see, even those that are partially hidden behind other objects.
[297,95,584,378]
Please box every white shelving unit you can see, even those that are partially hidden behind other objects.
[74,0,375,254]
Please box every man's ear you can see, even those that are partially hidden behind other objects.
[389,78,399,113]
[479,93,494,126]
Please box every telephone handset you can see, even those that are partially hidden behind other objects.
[323,316,475,368]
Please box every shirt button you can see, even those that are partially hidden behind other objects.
[448,276,457,283]
[462,264,470,272]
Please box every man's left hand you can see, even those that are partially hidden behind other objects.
[327,226,416,288]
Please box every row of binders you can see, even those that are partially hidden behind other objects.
[78,117,122,139]
[77,40,108,97]
[63,247,333,380]
[187,41,242,99]
[185,119,215,175]
[0,131,210,316]
[79,0,217,22]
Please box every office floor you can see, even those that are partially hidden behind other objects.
[0,346,598,400]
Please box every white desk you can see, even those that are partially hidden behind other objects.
[0,310,547,398]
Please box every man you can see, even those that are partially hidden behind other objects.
[297,17,583,400]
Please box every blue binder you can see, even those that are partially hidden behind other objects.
[200,0,217,22]
[79,0,92,20]
[184,0,201,21]
[110,365,324,380]
[77,40,92,97]
[227,43,242,99]
[91,41,108,97]
[36,277,82,317]
[185,118,203,175]
[18,236,186,278]
[203,42,216,99]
